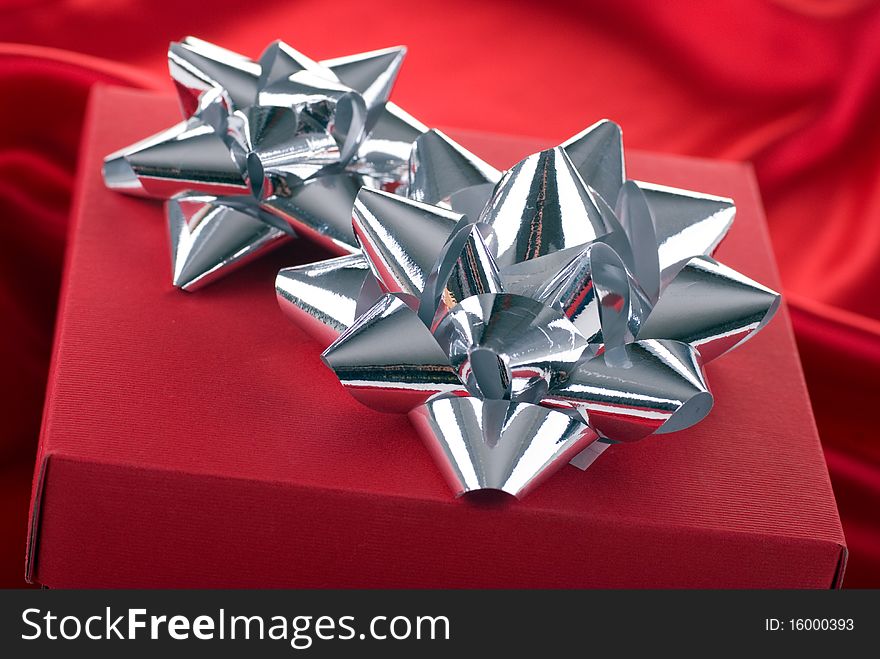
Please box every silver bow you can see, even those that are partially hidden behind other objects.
[276,121,780,499]
[103,37,426,290]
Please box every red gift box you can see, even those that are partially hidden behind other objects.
[26,86,846,588]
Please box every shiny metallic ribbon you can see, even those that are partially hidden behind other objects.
[277,120,780,499]
[104,37,426,290]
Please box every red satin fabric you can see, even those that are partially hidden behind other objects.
[1,0,878,587]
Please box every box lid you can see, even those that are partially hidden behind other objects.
[27,86,846,587]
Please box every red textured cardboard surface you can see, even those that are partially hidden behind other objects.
[27,86,846,588]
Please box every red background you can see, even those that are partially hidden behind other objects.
[0,0,878,587]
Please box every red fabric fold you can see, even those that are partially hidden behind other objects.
[0,0,877,587]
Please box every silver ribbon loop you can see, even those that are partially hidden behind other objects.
[352,188,464,301]
[616,180,661,305]
[168,194,289,291]
[420,223,504,330]
[408,129,502,220]
[547,339,712,443]
[561,119,625,208]
[322,295,465,413]
[409,396,597,498]
[275,253,375,345]
[479,147,608,268]
[433,293,588,403]
[638,255,781,362]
